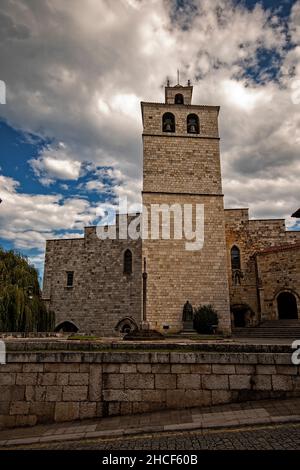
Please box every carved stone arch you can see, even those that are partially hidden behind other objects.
[114,317,139,334]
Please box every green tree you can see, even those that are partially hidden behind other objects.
[193,304,219,334]
[0,247,54,332]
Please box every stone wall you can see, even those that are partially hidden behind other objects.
[257,244,300,320]
[225,209,300,324]
[42,224,142,336]
[142,193,231,334]
[1,346,299,429]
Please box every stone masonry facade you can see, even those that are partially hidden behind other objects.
[1,347,300,429]
[42,83,300,334]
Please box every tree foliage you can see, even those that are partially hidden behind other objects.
[0,247,54,332]
[193,304,219,334]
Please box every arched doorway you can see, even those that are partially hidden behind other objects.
[277,292,298,319]
[54,321,79,333]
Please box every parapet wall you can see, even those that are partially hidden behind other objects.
[0,343,299,429]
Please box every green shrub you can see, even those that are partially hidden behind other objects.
[193,305,219,334]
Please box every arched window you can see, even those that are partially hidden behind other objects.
[187,114,199,134]
[124,249,133,275]
[162,112,175,133]
[231,245,241,270]
[175,93,184,104]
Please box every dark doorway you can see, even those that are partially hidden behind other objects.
[277,292,298,319]
[54,321,79,333]
[233,308,246,327]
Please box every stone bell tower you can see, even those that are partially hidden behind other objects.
[141,79,231,334]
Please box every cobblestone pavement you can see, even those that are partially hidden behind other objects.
[13,423,300,450]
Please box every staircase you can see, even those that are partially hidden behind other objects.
[233,320,300,339]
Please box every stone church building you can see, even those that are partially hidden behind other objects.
[42,83,300,335]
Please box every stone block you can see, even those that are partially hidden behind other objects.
[55,402,79,422]
[151,364,170,374]
[103,373,124,389]
[46,386,63,402]
[103,389,142,402]
[89,365,102,401]
[23,364,44,373]
[272,375,293,391]
[57,373,69,385]
[63,386,88,401]
[38,373,56,385]
[190,364,211,374]
[0,373,15,385]
[102,364,120,373]
[120,402,133,415]
[256,365,276,375]
[79,402,97,419]
[171,364,191,374]
[185,390,211,407]
[10,401,30,415]
[35,386,47,401]
[108,402,120,416]
[212,365,235,374]
[252,375,272,391]
[29,401,55,423]
[235,365,255,375]
[177,374,200,389]
[137,364,152,373]
[15,415,37,427]
[69,373,89,385]
[142,389,166,403]
[120,364,137,373]
[202,375,229,390]
[125,374,154,389]
[276,365,298,375]
[16,373,37,385]
[229,375,251,390]
[155,374,176,389]
[0,385,25,401]
[211,390,232,405]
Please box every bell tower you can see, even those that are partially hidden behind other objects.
[141,80,231,334]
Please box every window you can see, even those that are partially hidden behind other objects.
[124,249,133,275]
[66,271,74,287]
[231,246,241,270]
[187,113,199,134]
[175,93,184,104]
[162,112,175,133]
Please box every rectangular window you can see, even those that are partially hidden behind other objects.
[66,271,74,287]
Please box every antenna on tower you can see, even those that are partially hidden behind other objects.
[177,69,180,85]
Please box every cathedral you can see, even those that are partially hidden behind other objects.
[42,82,300,335]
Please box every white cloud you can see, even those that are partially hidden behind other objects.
[0,174,96,249]
[29,143,82,184]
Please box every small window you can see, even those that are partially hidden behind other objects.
[124,249,132,275]
[66,271,74,287]
[187,113,199,134]
[231,246,241,270]
[162,112,175,133]
[175,93,184,104]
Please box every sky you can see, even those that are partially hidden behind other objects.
[0,0,299,281]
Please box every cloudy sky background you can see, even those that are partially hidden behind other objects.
[0,0,299,279]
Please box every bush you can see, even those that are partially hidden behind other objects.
[193,305,219,334]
